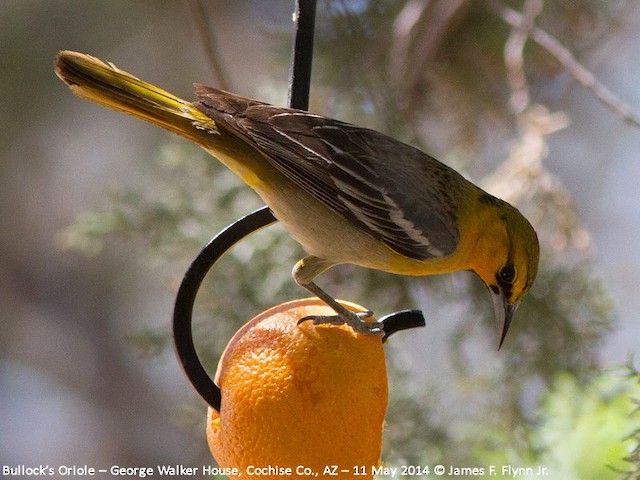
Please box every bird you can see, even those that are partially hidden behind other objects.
[55,51,539,348]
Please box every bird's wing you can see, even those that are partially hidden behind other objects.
[195,87,461,260]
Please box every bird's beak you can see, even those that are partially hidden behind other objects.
[492,292,518,350]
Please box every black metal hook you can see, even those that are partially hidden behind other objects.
[172,206,426,411]
[173,207,277,412]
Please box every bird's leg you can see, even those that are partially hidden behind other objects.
[293,256,383,335]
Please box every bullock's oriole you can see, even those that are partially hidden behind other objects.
[55,51,539,348]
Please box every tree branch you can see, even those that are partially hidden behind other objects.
[187,0,231,90]
[503,0,543,115]
[485,0,640,128]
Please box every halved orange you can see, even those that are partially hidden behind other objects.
[206,298,388,479]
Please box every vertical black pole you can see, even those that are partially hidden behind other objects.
[288,0,317,110]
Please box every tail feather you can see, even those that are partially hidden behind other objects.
[54,51,217,143]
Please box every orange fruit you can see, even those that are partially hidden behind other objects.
[206,298,388,479]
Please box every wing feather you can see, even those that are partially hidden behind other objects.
[195,87,462,260]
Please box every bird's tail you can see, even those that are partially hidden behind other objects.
[54,51,218,144]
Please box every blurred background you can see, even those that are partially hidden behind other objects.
[2,1,640,478]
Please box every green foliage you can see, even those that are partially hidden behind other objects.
[465,366,640,480]
[530,369,640,480]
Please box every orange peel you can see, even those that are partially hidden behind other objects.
[206,298,388,479]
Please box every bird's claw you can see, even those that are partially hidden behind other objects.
[298,309,384,336]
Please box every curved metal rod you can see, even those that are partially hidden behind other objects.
[173,205,426,411]
[173,206,277,411]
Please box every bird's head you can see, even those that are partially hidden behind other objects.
[471,196,540,349]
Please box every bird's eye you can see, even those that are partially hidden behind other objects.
[499,264,516,284]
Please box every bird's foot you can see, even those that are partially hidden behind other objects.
[298,309,384,335]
